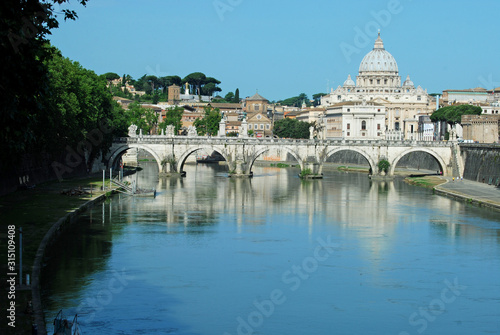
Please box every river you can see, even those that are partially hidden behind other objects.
[42,162,500,335]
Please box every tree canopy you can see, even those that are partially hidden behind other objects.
[159,106,184,134]
[430,105,482,124]
[193,106,222,136]
[273,118,311,139]
[278,93,310,107]
[0,0,88,167]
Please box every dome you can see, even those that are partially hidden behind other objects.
[403,75,414,87]
[343,74,355,87]
[358,33,398,73]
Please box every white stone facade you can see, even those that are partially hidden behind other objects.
[321,33,432,140]
[324,101,385,139]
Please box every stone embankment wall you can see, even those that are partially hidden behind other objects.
[0,153,89,196]
[461,144,500,184]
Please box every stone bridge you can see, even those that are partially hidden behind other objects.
[100,136,458,178]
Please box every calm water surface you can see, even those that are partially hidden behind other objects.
[42,163,500,334]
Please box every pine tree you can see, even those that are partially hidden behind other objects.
[234,88,240,103]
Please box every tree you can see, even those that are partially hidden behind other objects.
[193,106,222,136]
[103,72,120,82]
[158,75,182,93]
[202,82,222,97]
[234,88,240,103]
[42,48,121,168]
[430,105,482,126]
[224,92,235,102]
[312,93,327,106]
[125,102,158,134]
[159,106,184,134]
[273,118,311,139]
[0,0,88,168]
[182,72,206,96]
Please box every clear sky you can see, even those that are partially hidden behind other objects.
[49,0,500,101]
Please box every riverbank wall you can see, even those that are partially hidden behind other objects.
[460,144,500,184]
[31,190,115,335]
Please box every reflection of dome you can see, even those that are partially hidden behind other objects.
[343,74,355,87]
[359,32,398,73]
[403,75,414,87]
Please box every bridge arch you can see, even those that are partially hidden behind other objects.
[322,147,376,175]
[107,143,163,173]
[390,148,448,176]
[177,145,231,173]
[246,146,304,174]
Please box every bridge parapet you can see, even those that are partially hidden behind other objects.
[116,136,452,148]
[106,136,455,179]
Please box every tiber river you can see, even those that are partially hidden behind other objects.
[42,162,500,335]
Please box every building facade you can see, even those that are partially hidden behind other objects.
[321,33,432,140]
[323,101,385,139]
[461,114,500,143]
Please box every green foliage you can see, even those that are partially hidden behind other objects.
[279,93,310,107]
[102,72,120,81]
[193,106,222,136]
[430,105,482,124]
[377,159,390,173]
[234,88,240,103]
[248,129,254,137]
[0,0,87,167]
[182,72,207,96]
[312,93,327,106]
[273,118,311,139]
[124,102,158,134]
[226,131,238,137]
[159,106,184,134]
[44,49,121,165]
[299,168,313,177]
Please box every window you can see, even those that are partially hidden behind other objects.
[361,121,366,130]
[337,95,342,100]
[377,124,381,130]
[260,124,264,130]
[370,79,373,85]
[384,79,387,84]
[266,124,270,130]
[255,105,260,111]
[417,96,421,101]
[377,79,380,84]
[347,132,350,136]
[347,108,350,112]
[395,122,400,131]
[256,114,261,119]
[347,123,350,130]
[362,133,366,136]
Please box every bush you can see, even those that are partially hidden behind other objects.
[377,159,390,173]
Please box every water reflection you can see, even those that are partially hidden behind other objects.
[42,162,500,335]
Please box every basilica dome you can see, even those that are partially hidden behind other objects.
[358,33,398,74]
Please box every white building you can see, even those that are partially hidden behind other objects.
[321,33,432,140]
[323,101,385,139]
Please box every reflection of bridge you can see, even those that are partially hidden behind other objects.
[100,136,459,177]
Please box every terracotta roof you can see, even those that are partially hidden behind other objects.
[246,92,268,102]
[209,103,243,109]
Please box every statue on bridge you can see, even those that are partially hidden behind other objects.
[187,125,198,137]
[128,124,138,137]
[165,125,175,137]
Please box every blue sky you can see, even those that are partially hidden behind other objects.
[49,0,500,101]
